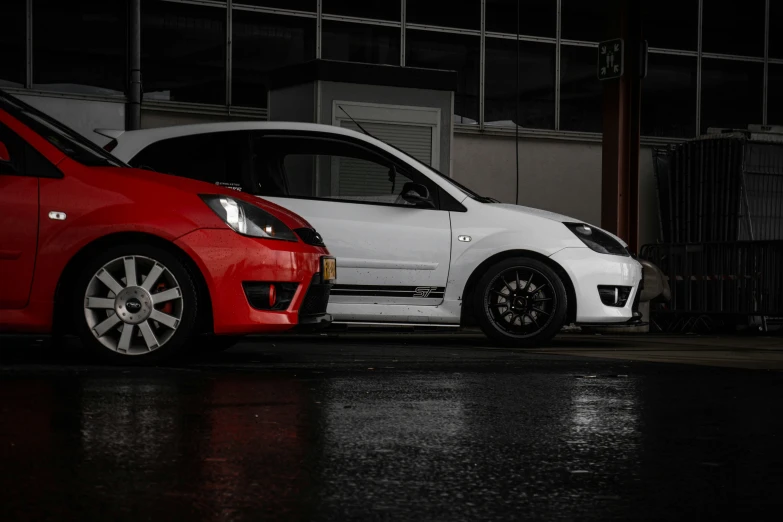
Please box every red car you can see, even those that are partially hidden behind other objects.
[0,90,334,362]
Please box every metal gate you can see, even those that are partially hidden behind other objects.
[653,133,783,243]
[640,242,783,332]
[646,132,783,332]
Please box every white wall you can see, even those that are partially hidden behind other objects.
[452,133,660,248]
[17,94,125,147]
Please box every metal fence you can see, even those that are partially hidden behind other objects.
[740,141,783,240]
[653,134,783,243]
[640,242,783,322]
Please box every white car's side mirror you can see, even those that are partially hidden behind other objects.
[400,182,434,208]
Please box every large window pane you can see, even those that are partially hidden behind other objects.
[700,59,763,133]
[641,0,697,51]
[233,11,316,107]
[485,38,555,129]
[33,0,126,95]
[406,30,480,124]
[407,0,480,31]
[768,65,783,126]
[641,54,696,138]
[234,1,315,11]
[702,1,765,57]
[0,0,25,87]
[769,2,783,59]
[561,0,609,42]
[485,0,556,38]
[324,1,400,22]
[323,22,399,65]
[559,45,602,133]
[143,1,226,104]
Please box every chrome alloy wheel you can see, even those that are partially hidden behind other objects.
[485,268,556,337]
[83,256,184,355]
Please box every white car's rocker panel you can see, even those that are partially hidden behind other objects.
[110,121,644,345]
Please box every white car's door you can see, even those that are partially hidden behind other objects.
[256,132,452,307]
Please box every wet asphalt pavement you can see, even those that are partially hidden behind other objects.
[1,334,782,521]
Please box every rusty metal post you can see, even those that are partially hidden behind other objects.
[601,0,642,253]
[128,0,141,130]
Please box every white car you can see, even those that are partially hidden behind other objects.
[107,122,643,346]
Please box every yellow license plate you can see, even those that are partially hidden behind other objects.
[322,257,336,283]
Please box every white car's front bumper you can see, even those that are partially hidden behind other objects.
[550,247,644,324]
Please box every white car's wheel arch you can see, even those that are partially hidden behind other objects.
[454,248,578,328]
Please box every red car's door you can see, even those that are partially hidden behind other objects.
[0,122,40,309]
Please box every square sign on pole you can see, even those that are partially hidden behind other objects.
[597,38,623,80]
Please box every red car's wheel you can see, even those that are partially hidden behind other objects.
[75,243,199,363]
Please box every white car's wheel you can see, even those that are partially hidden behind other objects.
[475,257,567,347]
[75,244,199,363]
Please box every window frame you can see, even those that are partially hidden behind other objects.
[141,0,228,105]
[32,0,128,96]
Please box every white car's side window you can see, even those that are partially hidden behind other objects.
[130,131,253,192]
[258,135,426,208]
[282,153,415,205]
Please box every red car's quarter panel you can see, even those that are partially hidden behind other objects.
[0,176,39,309]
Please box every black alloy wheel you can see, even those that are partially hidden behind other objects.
[475,257,567,346]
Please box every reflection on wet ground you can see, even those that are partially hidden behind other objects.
[1,337,782,521]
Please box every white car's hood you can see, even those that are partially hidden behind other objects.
[487,203,581,223]
[487,203,629,248]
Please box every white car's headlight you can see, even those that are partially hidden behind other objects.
[564,222,629,256]
[200,195,297,241]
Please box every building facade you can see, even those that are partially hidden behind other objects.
[1,0,777,248]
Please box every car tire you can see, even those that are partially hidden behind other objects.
[475,257,568,347]
[74,243,200,364]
